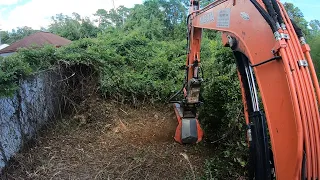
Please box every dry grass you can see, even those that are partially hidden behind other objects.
[1,97,212,180]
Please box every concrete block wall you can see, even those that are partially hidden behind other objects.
[0,71,63,171]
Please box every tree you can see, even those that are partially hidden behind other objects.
[49,13,81,40]
[123,0,191,40]
[110,6,131,27]
[308,20,320,76]
[48,13,98,40]
[94,6,131,30]
[283,2,310,36]
[80,17,99,38]
[124,1,166,40]
[310,20,320,35]
[94,9,111,29]
[200,0,213,7]
[0,31,10,44]
[0,27,37,44]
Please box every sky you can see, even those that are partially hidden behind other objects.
[0,0,143,31]
[0,0,319,31]
[281,0,320,21]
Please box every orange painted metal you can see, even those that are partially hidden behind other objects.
[173,104,204,144]
[183,0,320,179]
[173,105,183,144]
[190,1,302,178]
[186,27,202,81]
[278,1,320,178]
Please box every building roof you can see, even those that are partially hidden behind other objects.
[0,44,9,50]
[0,31,71,54]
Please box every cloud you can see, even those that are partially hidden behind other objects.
[0,0,19,6]
[1,0,142,31]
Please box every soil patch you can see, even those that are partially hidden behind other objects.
[1,97,213,180]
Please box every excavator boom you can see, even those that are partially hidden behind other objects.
[171,0,320,179]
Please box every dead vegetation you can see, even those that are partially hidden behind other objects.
[1,96,213,180]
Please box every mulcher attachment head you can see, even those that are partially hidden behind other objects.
[173,103,203,144]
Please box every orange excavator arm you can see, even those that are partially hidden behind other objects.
[170,0,320,179]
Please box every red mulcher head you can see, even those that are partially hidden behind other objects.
[173,103,203,144]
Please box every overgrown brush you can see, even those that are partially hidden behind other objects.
[0,1,247,177]
[0,30,247,177]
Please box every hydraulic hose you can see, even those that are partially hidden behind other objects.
[168,81,186,103]
[262,0,279,27]
[270,0,284,26]
[186,13,192,63]
[250,0,277,33]
[291,19,304,38]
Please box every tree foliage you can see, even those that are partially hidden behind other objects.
[1,26,37,44]
[283,3,320,77]
[284,2,310,36]
[94,6,131,29]
[0,1,319,178]
[48,13,99,41]
[310,20,320,34]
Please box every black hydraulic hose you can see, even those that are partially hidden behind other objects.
[301,152,307,180]
[250,56,282,68]
[168,85,184,103]
[186,13,192,43]
[186,13,192,63]
[270,0,284,25]
[250,0,277,33]
[291,19,304,38]
[262,0,278,26]
[168,71,188,103]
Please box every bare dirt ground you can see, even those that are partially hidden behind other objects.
[1,97,213,180]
